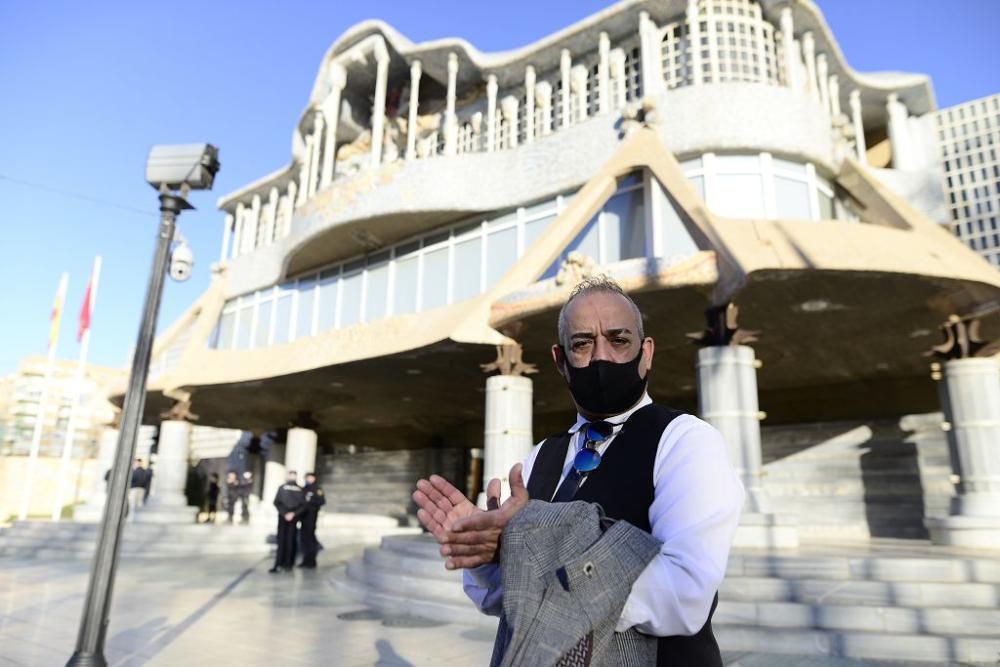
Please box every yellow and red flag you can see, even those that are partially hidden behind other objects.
[49,273,69,352]
[77,256,102,343]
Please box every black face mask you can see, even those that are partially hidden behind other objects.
[561,347,648,415]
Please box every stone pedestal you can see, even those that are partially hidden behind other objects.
[697,345,798,548]
[73,428,119,523]
[926,358,1000,548]
[479,375,533,508]
[141,420,198,523]
[285,428,317,480]
[258,442,287,523]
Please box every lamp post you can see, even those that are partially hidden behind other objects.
[66,144,219,667]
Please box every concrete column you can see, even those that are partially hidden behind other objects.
[828,75,841,118]
[370,41,390,169]
[639,11,664,98]
[248,195,261,251]
[802,32,818,103]
[687,0,703,85]
[308,112,324,197]
[321,63,346,188]
[486,75,498,152]
[500,95,519,149]
[142,420,197,523]
[816,54,829,113]
[524,66,536,143]
[609,49,627,109]
[480,375,533,507]
[406,60,422,160]
[697,345,798,547]
[297,145,310,206]
[779,6,796,89]
[73,428,119,522]
[887,93,916,170]
[285,427,318,481]
[536,81,553,136]
[444,53,459,156]
[598,32,610,113]
[220,213,233,262]
[560,49,571,129]
[571,65,588,123]
[259,442,287,522]
[927,358,1000,548]
[849,89,867,163]
[231,207,243,258]
[265,187,279,245]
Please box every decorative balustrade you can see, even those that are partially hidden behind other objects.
[219,0,902,262]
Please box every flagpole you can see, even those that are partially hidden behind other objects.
[19,272,69,521]
[52,257,102,521]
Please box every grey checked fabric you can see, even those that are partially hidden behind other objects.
[490,500,662,667]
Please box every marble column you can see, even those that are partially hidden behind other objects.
[220,213,233,262]
[285,427,318,481]
[687,0,703,86]
[524,66,536,143]
[926,358,1000,548]
[321,63,347,188]
[697,345,798,547]
[370,41,390,169]
[500,95,519,149]
[486,75,498,152]
[444,53,458,156]
[536,81,553,136]
[849,89,867,163]
[779,6,797,90]
[142,420,198,523]
[406,60,422,160]
[598,32,610,113]
[73,428,119,522]
[802,32,818,103]
[560,49,572,129]
[886,93,916,170]
[258,442,287,523]
[480,375,533,508]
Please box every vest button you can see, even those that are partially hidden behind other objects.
[583,561,595,577]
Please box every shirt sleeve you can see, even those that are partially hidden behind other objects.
[616,416,744,636]
[461,439,546,615]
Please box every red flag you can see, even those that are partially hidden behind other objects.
[78,279,92,342]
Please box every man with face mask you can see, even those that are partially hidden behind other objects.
[414,276,744,666]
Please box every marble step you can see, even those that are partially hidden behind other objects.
[720,576,1000,608]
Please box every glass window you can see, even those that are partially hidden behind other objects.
[396,240,421,257]
[567,216,601,262]
[523,198,557,220]
[487,211,517,230]
[715,154,760,173]
[688,175,705,201]
[422,246,449,309]
[393,256,419,315]
[524,214,555,249]
[340,269,363,327]
[317,271,338,332]
[364,256,390,322]
[604,188,646,262]
[772,157,808,177]
[235,304,253,349]
[486,226,518,289]
[817,190,834,220]
[216,310,235,350]
[254,298,272,348]
[273,293,292,345]
[453,237,482,302]
[679,157,703,171]
[711,173,765,218]
[774,175,812,220]
[655,181,700,259]
[296,277,316,339]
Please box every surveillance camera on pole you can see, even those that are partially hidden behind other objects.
[67,144,219,667]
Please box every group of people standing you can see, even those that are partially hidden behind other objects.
[269,471,326,572]
[204,470,256,524]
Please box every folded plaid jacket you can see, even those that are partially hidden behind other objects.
[490,500,662,667]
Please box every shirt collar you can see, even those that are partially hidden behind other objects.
[567,392,652,434]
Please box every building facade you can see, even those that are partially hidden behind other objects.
[134,0,1000,541]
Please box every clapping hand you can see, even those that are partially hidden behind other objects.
[412,463,529,570]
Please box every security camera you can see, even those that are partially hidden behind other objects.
[169,236,194,282]
[145,143,220,192]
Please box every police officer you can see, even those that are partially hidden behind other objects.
[269,471,304,573]
[298,472,326,568]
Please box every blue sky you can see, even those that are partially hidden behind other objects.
[0,0,998,375]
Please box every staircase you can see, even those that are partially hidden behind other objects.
[0,513,419,560]
[761,414,953,541]
[331,534,1000,664]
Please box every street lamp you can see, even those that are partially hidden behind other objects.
[66,144,220,667]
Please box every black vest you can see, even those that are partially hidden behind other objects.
[526,403,723,667]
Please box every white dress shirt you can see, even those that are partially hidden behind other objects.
[463,393,744,637]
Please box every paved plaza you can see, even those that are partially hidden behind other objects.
[0,544,980,667]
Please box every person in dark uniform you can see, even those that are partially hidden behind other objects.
[205,473,220,523]
[298,472,326,568]
[269,471,304,573]
[238,471,253,523]
[224,471,240,524]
